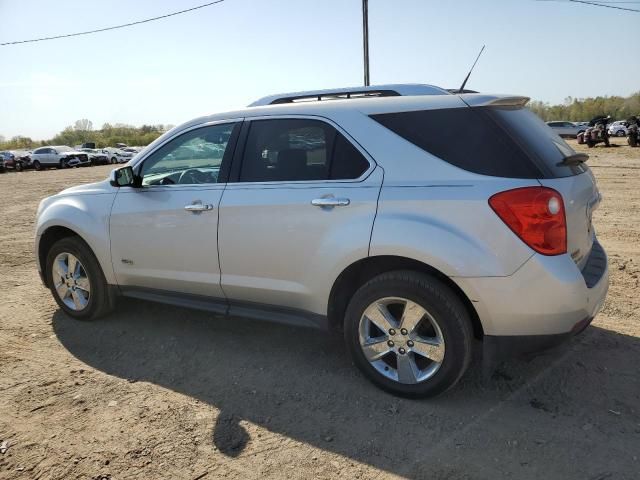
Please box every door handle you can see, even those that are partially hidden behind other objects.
[184,201,214,212]
[311,197,350,207]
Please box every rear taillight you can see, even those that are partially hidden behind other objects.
[489,187,567,256]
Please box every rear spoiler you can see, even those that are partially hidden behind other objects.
[459,94,530,108]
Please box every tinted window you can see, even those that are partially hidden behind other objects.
[330,133,369,180]
[239,119,369,182]
[141,123,238,186]
[485,107,587,177]
[371,107,585,179]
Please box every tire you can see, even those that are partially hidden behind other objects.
[33,160,42,171]
[111,157,117,164]
[15,162,23,172]
[45,236,113,320]
[630,136,637,148]
[343,270,473,398]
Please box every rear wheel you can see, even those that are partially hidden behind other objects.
[344,271,473,398]
[33,160,42,171]
[46,236,113,320]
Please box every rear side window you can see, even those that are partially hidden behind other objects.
[238,118,369,182]
[371,107,586,178]
[330,133,370,180]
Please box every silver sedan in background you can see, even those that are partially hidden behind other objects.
[546,121,587,138]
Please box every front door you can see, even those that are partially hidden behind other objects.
[218,117,381,315]
[109,121,240,298]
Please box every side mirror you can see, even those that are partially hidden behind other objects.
[110,166,138,187]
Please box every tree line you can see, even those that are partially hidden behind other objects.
[0,119,173,150]
[2,92,639,151]
[529,91,640,122]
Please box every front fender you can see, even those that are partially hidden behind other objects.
[35,193,117,284]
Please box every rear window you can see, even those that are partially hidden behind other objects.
[371,106,587,179]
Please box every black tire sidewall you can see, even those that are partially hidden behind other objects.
[344,271,472,398]
[45,237,108,320]
[34,161,41,170]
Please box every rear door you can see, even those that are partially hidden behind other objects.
[35,148,50,165]
[218,116,381,315]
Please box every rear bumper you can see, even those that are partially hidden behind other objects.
[483,315,593,362]
[454,239,609,339]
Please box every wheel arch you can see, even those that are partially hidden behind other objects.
[38,226,90,283]
[327,255,484,339]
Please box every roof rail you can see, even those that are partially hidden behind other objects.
[249,84,451,107]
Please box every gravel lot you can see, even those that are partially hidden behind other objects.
[1,140,639,480]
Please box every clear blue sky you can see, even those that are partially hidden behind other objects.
[1,0,639,139]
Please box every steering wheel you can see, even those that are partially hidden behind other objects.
[178,168,209,184]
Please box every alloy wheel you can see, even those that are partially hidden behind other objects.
[51,252,91,311]
[358,297,445,384]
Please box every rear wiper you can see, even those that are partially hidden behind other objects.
[558,153,589,166]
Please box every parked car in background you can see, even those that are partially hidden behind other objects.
[546,121,587,138]
[103,147,134,164]
[608,121,628,137]
[79,148,110,166]
[35,84,608,397]
[30,146,90,170]
[0,150,32,171]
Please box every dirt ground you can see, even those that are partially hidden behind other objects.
[0,139,639,480]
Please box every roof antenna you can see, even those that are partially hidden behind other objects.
[458,45,485,94]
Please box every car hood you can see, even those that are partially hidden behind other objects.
[60,150,87,156]
[58,179,115,196]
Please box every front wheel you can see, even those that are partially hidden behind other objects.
[33,160,42,171]
[344,271,473,398]
[46,236,113,320]
[15,162,23,172]
[111,157,117,164]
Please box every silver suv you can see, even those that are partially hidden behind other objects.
[35,85,609,397]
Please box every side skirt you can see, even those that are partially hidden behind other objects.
[117,286,328,330]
